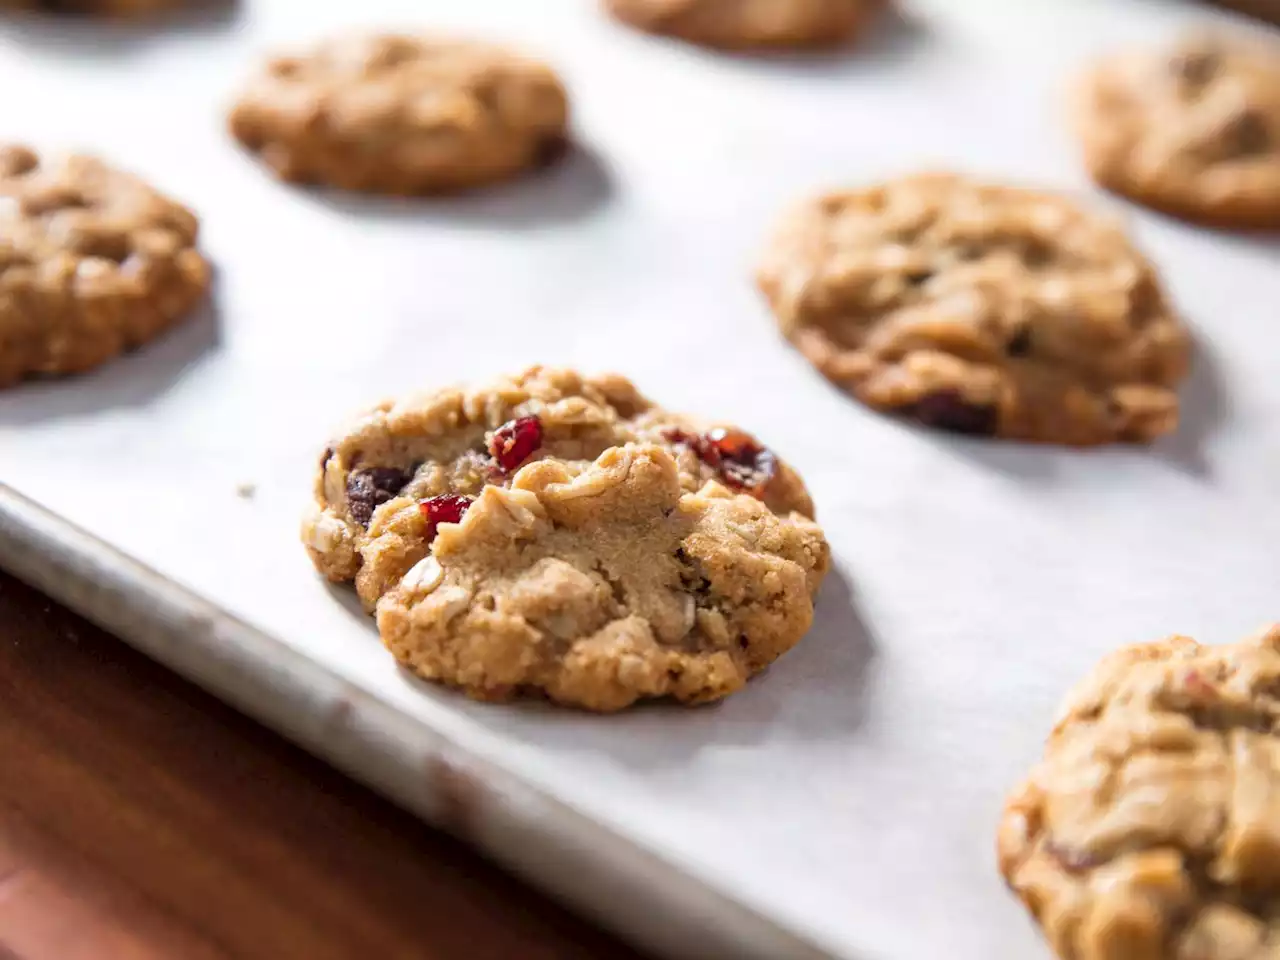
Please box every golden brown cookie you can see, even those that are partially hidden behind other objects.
[0,145,211,387]
[228,34,570,195]
[1073,34,1280,229]
[999,626,1280,960]
[604,0,877,49]
[756,173,1190,446]
[303,367,828,711]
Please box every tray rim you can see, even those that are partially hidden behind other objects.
[0,480,839,960]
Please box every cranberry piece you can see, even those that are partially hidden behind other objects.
[419,494,475,542]
[346,466,414,527]
[705,428,777,493]
[488,415,544,472]
[664,427,776,496]
[909,390,997,437]
[662,428,717,465]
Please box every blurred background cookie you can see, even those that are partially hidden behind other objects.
[0,144,210,387]
[603,0,880,50]
[228,34,570,196]
[1072,33,1280,229]
[757,173,1189,446]
[999,626,1280,960]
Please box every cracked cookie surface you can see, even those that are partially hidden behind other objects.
[604,0,877,50]
[756,173,1189,446]
[999,627,1280,960]
[229,34,569,195]
[1073,34,1280,229]
[0,144,211,387]
[303,367,827,711]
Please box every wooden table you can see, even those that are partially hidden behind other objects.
[0,573,645,960]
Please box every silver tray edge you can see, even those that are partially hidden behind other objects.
[0,481,837,960]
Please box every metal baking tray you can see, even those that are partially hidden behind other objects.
[2,1,1277,957]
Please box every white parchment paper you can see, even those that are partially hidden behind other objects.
[2,1,1279,956]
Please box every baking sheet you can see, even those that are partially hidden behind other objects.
[1,1,1279,957]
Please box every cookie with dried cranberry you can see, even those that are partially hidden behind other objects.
[604,0,877,50]
[1073,34,1280,229]
[302,367,827,711]
[0,144,211,387]
[756,173,1189,446]
[999,626,1280,960]
[229,34,569,195]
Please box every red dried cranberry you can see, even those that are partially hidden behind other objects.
[665,427,776,497]
[705,428,777,494]
[488,416,543,472]
[662,428,718,466]
[419,494,474,542]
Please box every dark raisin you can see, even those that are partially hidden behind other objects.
[1171,49,1220,86]
[319,446,335,470]
[488,416,543,473]
[419,494,474,542]
[346,466,414,526]
[909,390,998,436]
[532,133,570,169]
[1220,109,1271,158]
[904,268,934,286]
[1006,327,1032,357]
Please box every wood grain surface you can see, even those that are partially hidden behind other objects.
[1211,0,1280,24]
[0,572,645,960]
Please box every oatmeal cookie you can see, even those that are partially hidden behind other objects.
[604,0,875,50]
[604,0,876,50]
[228,34,570,195]
[999,626,1280,960]
[756,173,1189,446]
[1073,34,1280,229]
[303,367,828,711]
[0,145,211,387]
